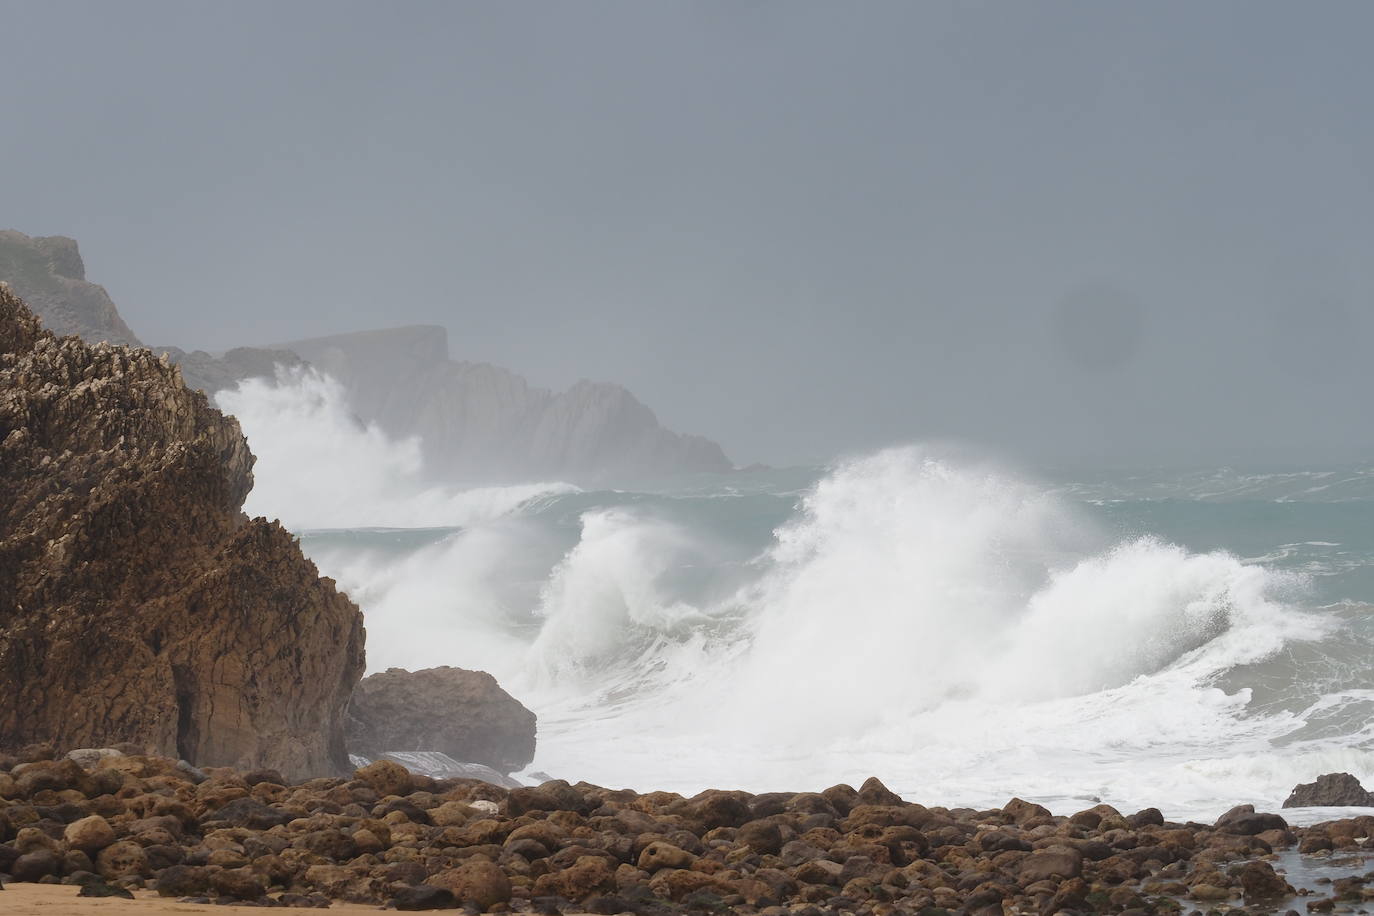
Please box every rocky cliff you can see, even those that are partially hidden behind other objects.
[0,287,366,779]
[0,230,733,485]
[0,230,141,346]
[281,326,732,484]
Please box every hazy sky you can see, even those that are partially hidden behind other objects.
[5,1,1373,468]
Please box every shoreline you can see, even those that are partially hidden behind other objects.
[0,884,385,914]
[5,751,1374,914]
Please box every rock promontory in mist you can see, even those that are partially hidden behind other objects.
[0,230,141,347]
[0,230,733,485]
[277,326,732,485]
[0,286,365,779]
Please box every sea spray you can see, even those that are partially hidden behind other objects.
[216,367,576,529]
[218,370,1374,820]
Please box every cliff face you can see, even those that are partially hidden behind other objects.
[0,230,142,347]
[0,229,733,485]
[282,326,733,484]
[0,288,365,779]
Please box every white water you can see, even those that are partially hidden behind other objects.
[218,371,1374,821]
[216,368,575,529]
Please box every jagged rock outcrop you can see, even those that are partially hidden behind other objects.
[346,667,536,775]
[1,229,734,484]
[280,326,732,484]
[1283,773,1374,808]
[0,287,365,779]
[0,230,141,346]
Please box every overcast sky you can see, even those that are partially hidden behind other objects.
[5,1,1373,468]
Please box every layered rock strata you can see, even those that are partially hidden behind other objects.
[346,667,537,776]
[0,288,365,779]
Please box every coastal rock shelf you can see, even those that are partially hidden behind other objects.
[0,288,366,779]
[2,747,1373,914]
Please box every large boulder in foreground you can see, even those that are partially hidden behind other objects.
[347,667,536,774]
[1284,772,1374,808]
[0,288,365,779]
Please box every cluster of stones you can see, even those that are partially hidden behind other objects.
[2,747,1372,915]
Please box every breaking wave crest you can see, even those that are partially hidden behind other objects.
[218,370,1372,820]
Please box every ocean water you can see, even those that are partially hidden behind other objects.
[217,370,1374,823]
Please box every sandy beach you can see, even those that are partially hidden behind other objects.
[0,884,385,915]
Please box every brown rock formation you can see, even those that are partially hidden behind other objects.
[346,667,536,774]
[0,230,141,346]
[0,287,365,779]
[1283,772,1374,808]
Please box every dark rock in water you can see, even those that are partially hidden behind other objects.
[1214,804,1288,835]
[1283,772,1374,808]
[1229,860,1294,901]
[0,288,366,780]
[347,667,535,774]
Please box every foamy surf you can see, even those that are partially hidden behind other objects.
[219,370,1374,821]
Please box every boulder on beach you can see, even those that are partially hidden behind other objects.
[0,287,366,779]
[346,666,536,774]
[1283,772,1374,808]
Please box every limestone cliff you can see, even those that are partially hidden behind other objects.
[0,230,734,484]
[0,230,141,346]
[0,288,365,779]
[281,326,732,484]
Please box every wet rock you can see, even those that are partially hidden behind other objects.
[211,866,269,900]
[1215,804,1289,835]
[533,854,617,900]
[1230,859,1295,901]
[638,841,697,871]
[347,667,536,774]
[1018,846,1083,881]
[243,768,286,787]
[1284,773,1374,808]
[1003,797,1052,825]
[11,850,61,882]
[424,859,512,910]
[856,777,904,807]
[355,760,413,798]
[203,797,293,830]
[393,884,456,910]
[737,819,784,855]
[78,881,135,899]
[95,840,149,880]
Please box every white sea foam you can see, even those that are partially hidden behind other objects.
[215,367,575,529]
[220,373,1367,820]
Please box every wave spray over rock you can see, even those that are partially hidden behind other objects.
[223,371,1374,820]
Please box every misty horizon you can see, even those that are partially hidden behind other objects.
[6,1,1373,469]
